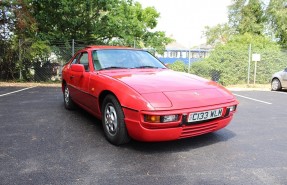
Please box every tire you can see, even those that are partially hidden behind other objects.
[271,78,282,91]
[63,84,75,110]
[101,94,130,145]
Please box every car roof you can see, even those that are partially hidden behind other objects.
[84,45,139,51]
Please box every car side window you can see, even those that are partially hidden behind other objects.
[71,53,81,64]
[78,52,89,72]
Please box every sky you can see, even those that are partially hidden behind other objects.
[136,0,232,48]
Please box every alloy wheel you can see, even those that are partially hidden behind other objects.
[104,103,118,136]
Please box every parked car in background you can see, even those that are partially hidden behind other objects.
[271,68,287,91]
[61,45,238,145]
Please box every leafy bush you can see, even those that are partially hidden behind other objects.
[168,60,188,73]
[193,34,287,86]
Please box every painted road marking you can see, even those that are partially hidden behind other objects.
[0,87,35,97]
[233,93,272,105]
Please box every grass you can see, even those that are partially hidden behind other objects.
[0,81,61,87]
[226,84,270,91]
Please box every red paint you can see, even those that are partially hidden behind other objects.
[62,46,238,142]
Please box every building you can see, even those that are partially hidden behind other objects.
[156,41,211,64]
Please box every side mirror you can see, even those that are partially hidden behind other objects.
[71,64,85,73]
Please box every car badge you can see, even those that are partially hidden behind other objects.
[193,92,200,96]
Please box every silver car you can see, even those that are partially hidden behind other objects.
[271,68,287,91]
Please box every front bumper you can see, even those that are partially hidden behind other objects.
[123,103,237,142]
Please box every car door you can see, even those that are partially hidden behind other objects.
[69,51,99,115]
[281,68,287,88]
[76,52,92,107]
[69,52,91,105]
[67,53,81,98]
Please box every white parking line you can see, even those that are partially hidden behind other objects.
[0,87,35,97]
[233,93,272,105]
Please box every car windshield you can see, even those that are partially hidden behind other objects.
[92,49,166,70]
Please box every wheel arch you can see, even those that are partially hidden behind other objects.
[98,90,118,113]
[62,80,67,93]
[272,77,280,82]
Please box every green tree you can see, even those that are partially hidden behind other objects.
[205,0,267,47]
[195,0,287,85]
[193,34,286,85]
[27,0,171,51]
[28,0,116,41]
[1,0,172,81]
[0,1,15,40]
[104,1,172,52]
[204,23,234,46]
[0,0,38,80]
[229,0,266,35]
[267,0,287,47]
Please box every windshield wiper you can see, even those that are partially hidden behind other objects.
[134,66,160,69]
[99,66,128,70]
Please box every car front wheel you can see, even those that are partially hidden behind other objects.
[64,84,75,110]
[271,78,282,91]
[102,94,130,145]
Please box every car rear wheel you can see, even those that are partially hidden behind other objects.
[102,94,130,145]
[271,78,282,91]
[64,84,75,110]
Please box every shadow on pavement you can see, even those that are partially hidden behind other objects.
[124,129,236,154]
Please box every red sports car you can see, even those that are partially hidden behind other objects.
[62,45,238,145]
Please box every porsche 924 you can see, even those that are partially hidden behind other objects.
[61,45,238,145]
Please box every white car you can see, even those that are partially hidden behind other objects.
[271,68,287,91]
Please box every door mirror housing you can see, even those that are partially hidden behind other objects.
[71,64,85,73]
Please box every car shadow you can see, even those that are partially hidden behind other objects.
[124,129,236,153]
[64,104,105,137]
[272,89,287,93]
[65,103,236,153]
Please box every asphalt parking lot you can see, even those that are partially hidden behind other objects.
[0,86,287,185]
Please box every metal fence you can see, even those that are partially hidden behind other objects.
[0,39,286,85]
[167,48,287,86]
[0,39,86,82]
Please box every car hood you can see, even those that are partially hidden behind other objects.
[100,69,236,109]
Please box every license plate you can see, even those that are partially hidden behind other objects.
[188,108,223,123]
